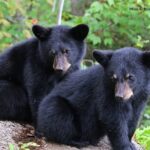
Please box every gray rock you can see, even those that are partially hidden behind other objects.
[0,121,144,150]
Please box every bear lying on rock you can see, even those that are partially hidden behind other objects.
[0,24,89,125]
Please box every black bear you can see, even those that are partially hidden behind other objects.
[0,24,89,124]
[37,47,150,150]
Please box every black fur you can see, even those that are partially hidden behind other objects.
[37,47,150,150]
[0,24,89,123]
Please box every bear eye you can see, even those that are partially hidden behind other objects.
[49,49,55,55]
[126,73,135,81]
[111,74,117,81]
[63,49,70,54]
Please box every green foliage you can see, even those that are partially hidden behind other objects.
[140,105,150,127]
[9,144,16,150]
[19,142,40,150]
[136,35,149,48]
[135,126,150,150]
[1,0,150,50]
[68,0,150,49]
[0,0,57,50]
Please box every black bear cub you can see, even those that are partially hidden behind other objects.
[0,24,89,123]
[37,47,150,150]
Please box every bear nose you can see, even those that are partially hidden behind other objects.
[115,82,124,100]
[115,94,124,101]
[115,92,124,99]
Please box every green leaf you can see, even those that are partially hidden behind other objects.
[135,126,150,149]
[107,0,114,6]
[90,1,103,12]
[104,38,113,46]
[88,34,101,46]
[9,144,15,150]
[20,142,40,149]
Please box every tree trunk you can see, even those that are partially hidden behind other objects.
[70,0,95,16]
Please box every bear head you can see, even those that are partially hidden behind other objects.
[32,24,89,73]
[93,47,150,101]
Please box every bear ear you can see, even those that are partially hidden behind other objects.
[142,51,150,68]
[93,50,113,67]
[69,24,89,41]
[32,25,51,40]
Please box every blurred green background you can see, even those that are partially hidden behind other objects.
[0,0,150,149]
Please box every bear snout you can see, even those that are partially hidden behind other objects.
[115,81,133,101]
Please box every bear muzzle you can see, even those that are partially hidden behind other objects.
[53,54,71,72]
[115,81,133,101]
